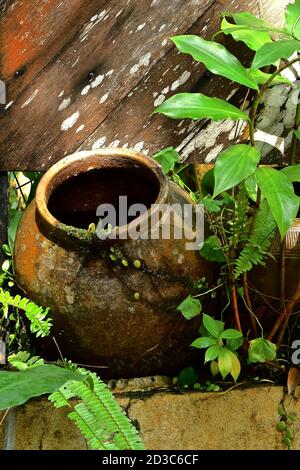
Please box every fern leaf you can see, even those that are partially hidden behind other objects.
[0,288,52,337]
[234,200,277,279]
[49,369,145,450]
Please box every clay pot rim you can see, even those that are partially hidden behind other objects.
[35,148,169,244]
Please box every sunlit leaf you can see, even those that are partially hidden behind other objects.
[213,144,260,197]
[172,35,258,89]
[249,69,291,86]
[252,40,300,70]
[205,345,220,363]
[221,17,272,51]
[256,167,299,238]
[280,163,300,182]
[285,0,300,39]
[154,93,249,121]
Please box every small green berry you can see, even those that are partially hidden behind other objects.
[133,292,140,300]
[277,421,286,432]
[122,259,128,267]
[133,259,141,269]
[109,254,117,261]
[110,247,115,253]
[285,427,293,439]
[193,383,201,390]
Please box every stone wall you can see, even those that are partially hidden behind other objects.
[1,381,300,450]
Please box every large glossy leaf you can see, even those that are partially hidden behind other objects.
[0,365,84,410]
[285,0,300,39]
[213,144,260,197]
[249,69,291,86]
[154,93,249,121]
[221,17,272,51]
[171,35,258,89]
[256,167,299,238]
[280,164,300,182]
[252,40,300,69]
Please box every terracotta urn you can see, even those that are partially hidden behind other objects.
[14,149,213,377]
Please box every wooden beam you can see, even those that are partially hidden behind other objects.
[0,172,8,265]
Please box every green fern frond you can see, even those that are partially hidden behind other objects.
[49,369,145,450]
[0,289,52,337]
[226,185,250,248]
[234,200,277,279]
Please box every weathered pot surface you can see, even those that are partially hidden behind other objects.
[14,149,213,377]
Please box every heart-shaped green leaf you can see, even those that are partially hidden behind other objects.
[177,295,201,319]
[154,93,249,121]
[256,167,299,238]
[172,35,258,89]
[213,144,260,197]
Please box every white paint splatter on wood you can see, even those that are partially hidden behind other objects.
[91,74,104,88]
[61,111,80,131]
[76,124,85,133]
[21,89,38,108]
[58,97,71,112]
[81,85,91,95]
[92,137,106,149]
[99,93,109,103]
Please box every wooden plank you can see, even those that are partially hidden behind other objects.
[0,172,8,265]
[78,0,254,159]
[0,0,106,104]
[0,0,215,170]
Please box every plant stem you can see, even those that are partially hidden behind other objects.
[243,272,258,336]
[280,238,286,306]
[267,280,300,342]
[232,284,242,333]
[290,92,300,165]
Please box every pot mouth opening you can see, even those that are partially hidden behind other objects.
[36,150,168,243]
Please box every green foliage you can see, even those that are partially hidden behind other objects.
[200,235,226,262]
[220,16,272,51]
[285,0,300,39]
[154,93,249,121]
[8,350,44,370]
[248,337,276,363]
[213,144,260,197]
[0,289,52,338]
[256,167,299,239]
[192,314,243,382]
[153,147,180,174]
[0,365,83,410]
[177,295,201,319]
[176,366,198,387]
[171,35,258,89]
[234,200,277,278]
[249,69,291,86]
[49,368,145,450]
[280,163,300,182]
[251,39,300,70]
